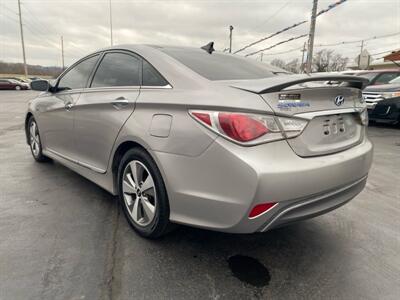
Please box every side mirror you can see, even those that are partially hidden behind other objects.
[30,80,50,91]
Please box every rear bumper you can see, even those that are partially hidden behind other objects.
[153,136,373,233]
[258,176,367,232]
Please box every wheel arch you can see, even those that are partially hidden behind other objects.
[111,140,165,194]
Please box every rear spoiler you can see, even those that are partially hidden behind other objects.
[229,74,369,94]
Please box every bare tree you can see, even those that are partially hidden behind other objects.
[312,49,348,72]
[271,58,300,73]
[285,59,300,73]
[270,58,286,70]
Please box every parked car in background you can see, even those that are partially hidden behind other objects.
[353,69,400,86]
[2,77,31,83]
[363,75,400,110]
[0,78,30,90]
[326,70,400,88]
[369,96,400,125]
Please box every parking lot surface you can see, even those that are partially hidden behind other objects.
[0,90,399,300]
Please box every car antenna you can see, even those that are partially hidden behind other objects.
[201,42,215,54]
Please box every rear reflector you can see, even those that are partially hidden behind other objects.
[248,202,277,219]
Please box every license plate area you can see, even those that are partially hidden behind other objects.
[286,113,363,157]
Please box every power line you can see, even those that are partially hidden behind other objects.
[234,20,307,54]
[2,13,19,23]
[245,34,308,57]
[2,5,18,16]
[249,1,291,32]
[234,0,348,54]
[259,45,305,56]
[261,32,400,57]
[315,32,400,48]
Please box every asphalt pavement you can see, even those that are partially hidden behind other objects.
[0,90,399,300]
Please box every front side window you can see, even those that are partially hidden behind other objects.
[58,55,99,91]
[91,52,140,87]
[142,60,168,86]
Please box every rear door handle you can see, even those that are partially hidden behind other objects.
[112,97,130,108]
[65,103,73,110]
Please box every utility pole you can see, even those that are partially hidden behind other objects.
[229,25,234,53]
[260,52,264,62]
[109,0,113,46]
[300,41,307,73]
[305,0,318,74]
[61,36,65,70]
[17,0,28,78]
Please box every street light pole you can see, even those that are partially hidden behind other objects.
[109,0,113,46]
[61,36,65,70]
[300,41,307,73]
[358,40,364,69]
[305,0,318,74]
[229,25,234,53]
[17,0,28,78]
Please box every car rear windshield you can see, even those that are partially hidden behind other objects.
[160,47,275,81]
[356,72,378,80]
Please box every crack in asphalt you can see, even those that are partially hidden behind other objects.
[0,123,24,137]
[101,200,121,300]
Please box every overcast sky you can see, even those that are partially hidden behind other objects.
[0,0,399,67]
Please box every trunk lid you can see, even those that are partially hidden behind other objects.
[229,74,368,157]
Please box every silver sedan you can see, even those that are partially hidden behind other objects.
[26,44,373,238]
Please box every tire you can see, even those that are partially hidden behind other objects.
[15,85,21,90]
[117,148,172,238]
[28,116,49,162]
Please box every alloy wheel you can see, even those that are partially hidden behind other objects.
[122,160,157,227]
[29,121,40,157]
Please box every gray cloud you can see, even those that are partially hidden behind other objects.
[0,0,399,67]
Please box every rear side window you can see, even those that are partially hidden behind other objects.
[160,48,275,81]
[58,55,99,90]
[142,60,168,86]
[91,52,140,87]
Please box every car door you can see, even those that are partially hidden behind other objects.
[37,54,100,159]
[73,51,141,172]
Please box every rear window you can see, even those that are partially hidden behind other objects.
[160,48,275,81]
[356,72,378,81]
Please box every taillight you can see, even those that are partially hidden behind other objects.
[189,110,307,145]
[218,113,268,142]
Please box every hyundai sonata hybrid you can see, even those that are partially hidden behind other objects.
[26,44,373,238]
